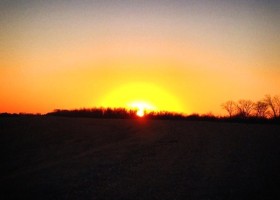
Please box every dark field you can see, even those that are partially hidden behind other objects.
[1,116,280,200]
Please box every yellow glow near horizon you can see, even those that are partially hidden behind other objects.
[129,101,155,110]
[99,82,184,114]
[129,101,154,117]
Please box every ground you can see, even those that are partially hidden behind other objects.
[1,116,280,199]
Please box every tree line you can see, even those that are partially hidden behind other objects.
[221,94,280,119]
[46,108,186,120]
[1,94,279,123]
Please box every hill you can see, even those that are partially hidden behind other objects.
[1,116,280,199]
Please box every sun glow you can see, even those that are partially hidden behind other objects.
[136,109,144,117]
[99,82,183,114]
[128,101,155,117]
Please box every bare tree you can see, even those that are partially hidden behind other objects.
[275,96,280,117]
[221,100,236,117]
[236,99,254,118]
[254,101,268,118]
[264,95,280,118]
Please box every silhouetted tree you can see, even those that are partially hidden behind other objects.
[254,101,269,118]
[264,95,280,118]
[221,100,236,117]
[236,99,254,118]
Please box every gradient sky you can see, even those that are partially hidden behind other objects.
[1,0,279,115]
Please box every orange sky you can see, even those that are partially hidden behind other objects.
[1,1,279,115]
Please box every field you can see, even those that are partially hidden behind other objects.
[1,116,280,199]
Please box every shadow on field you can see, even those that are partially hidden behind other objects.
[1,116,280,199]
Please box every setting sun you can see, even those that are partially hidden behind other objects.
[136,109,144,117]
[99,82,184,114]
[128,101,154,117]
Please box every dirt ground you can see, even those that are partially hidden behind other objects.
[1,116,280,199]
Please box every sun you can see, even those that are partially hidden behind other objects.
[128,101,154,117]
[99,82,184,114]
[136,109,145,117]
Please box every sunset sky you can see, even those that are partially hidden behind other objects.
[1,0,279,115]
